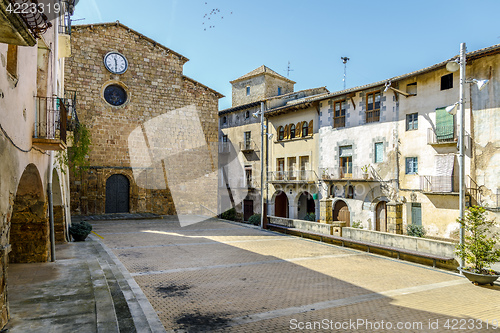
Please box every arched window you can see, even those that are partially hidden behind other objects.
[278,126,284,141]
[346,185,354,199]
[330,185,335,197]
[308,120,313,135]
[302,121,308,137]
[222,116,227,124]
[290,124,296,139]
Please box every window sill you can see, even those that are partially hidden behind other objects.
[276,135,313,143]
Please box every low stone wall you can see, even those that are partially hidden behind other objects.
[342,227,457,258]
[268,216,333,235]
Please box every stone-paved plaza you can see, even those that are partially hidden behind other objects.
[91,216,500,332]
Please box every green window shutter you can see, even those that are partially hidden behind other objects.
[435,107,454,141]
[411,203,422,225]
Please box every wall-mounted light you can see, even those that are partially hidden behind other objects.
[446,58,460,72]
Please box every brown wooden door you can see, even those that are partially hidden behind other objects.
[333,200,350,226]
[376,201,387,232]
[275,192,288,218]
[243,200,253,221]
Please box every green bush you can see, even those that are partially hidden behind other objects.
[456,206,500,273]
[352,220,364,229]
[69,221,93,241]
[248,214,261,226]
[221,208,237,221]
[407,224,426,237]
[304,213,316,221]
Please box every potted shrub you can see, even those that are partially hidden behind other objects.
[69,221,93,242]
[361,164,370,179]
[456,206,500,285]
[248,214,261,226]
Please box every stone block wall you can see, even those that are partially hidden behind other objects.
[65,23,221,216]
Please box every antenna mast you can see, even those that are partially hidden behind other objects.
[285,61,294,77]
[341,57,349,90]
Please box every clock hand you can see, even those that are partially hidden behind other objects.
[114,57,118,70]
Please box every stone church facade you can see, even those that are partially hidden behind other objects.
[65,22,222,216]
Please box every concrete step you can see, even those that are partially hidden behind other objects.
[90,240,165,333]
[87,259,120,333]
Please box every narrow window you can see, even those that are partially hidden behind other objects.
[278,86,282,95]
[246,86,250,96]
[334,100,346,128]
[301,121,308,137]
[7,45,18,78]
[339,145,353,178]
[278,126,284,141]
[289,124,296,139]
[244,110,249,119]
[222,134,228,142]
[411,203,422,225]
[366,91,381,123]
[441,73,453,90]
[405,157,418,174]
[406,113,418,131]
[330,185,335,197]
[374,142,383,163]
[222,116,227,124]
[245,166,252,188]
[277,158,285,180]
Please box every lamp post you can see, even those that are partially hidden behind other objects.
[446,43,488,269]
[254,102,266,228]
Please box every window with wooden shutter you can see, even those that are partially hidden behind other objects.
[284,125,289,139]
[308,120,313,135]
[295,122,301,138]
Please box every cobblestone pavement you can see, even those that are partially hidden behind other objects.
[91,216,500,332]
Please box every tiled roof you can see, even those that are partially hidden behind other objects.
[230,65,296,84]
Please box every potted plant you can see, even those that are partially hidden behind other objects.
[69,221,93,242]
[361,164,370,180]
[456,206,500,285]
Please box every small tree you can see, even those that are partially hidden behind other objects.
[456,206,500,274]
[407,224,426,237]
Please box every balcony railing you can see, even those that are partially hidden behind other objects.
[320,166,365,180]
[427,126,457,145]
[33,96,77,150]
[268,170,317,182]
[420,175,456,193]
[240,140,256,152]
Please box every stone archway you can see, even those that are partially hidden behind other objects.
[333,200,350,227]
[274,191,289,218]
[297,192,315,220]
[10,164,50,263]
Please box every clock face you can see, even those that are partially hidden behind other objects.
[104,52,128,74]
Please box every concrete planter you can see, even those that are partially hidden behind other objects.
[459,268,500,286]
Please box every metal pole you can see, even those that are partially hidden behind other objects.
[259,102,266,228]
[459,42,466,269]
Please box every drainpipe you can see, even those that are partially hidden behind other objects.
[260,102,265,229]
[48,152,56,262]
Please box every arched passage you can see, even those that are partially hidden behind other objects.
[52,170,67,243]
[333,200,350,227]
[10,164,50,263]
[297,192,315,219]
[274,191,289,218]
[105,174,130,214]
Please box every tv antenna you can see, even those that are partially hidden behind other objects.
[284,61,294,77]
[341,57,349,90]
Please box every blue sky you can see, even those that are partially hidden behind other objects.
[73,0,500,110]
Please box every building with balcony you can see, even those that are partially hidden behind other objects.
[218,65,328,221]
[65,22,223,216]
[0,0,75,328]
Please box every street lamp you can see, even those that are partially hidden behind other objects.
[446,43,488,269]
[254,103,266,228]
